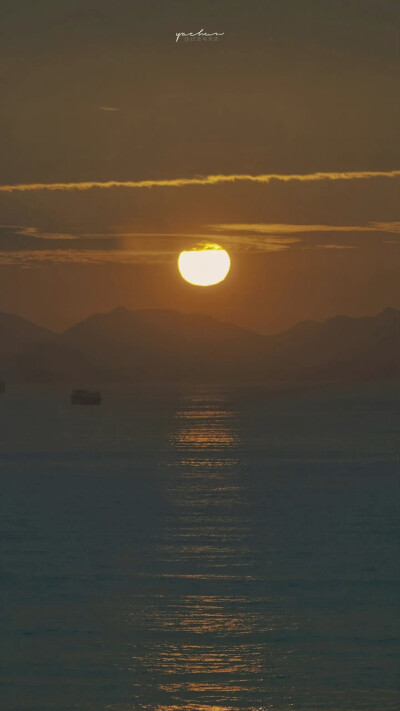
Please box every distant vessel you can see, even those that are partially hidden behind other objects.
[70,388,102,405]
[0,381,5,394]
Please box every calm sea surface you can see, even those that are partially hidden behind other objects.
[0,382,399,710]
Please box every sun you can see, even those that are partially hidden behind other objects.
[178,244,231,286]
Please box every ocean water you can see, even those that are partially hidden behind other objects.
[0,382,399,710]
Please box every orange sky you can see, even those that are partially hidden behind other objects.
[0,0,398,332]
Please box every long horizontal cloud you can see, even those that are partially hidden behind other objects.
[0,249,175,266]
[0,219,398,266]
[3,223,399,242]
[211,222,400,235]
[0,170,399,193]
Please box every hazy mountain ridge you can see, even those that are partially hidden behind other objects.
[0,310,99,382]
[0,307,398,383]
[263,307,400,369]
[0,311,53,353]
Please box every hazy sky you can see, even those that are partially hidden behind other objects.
[0,0,399,332]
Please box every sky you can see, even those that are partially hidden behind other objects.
[0,0,399,333]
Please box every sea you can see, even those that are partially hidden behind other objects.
[0,381,399,710]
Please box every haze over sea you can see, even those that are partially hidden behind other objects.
[1,381,399,710]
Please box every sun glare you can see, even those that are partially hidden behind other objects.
[178,245,231,286]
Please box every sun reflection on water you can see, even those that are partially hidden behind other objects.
[117,391,295,710]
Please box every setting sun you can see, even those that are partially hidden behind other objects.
[178,244,231,286]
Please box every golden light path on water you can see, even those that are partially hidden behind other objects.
[154,397,259,710]
[114,391,299,711]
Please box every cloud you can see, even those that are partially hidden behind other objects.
[209,222,400,253]
[0,249,173,267]
[0,224,301,264]
[210,222,400,235]
[315,245,356,250]
[371,222,400,234]
[98,106,120,112]
[6,226,79,240]
[0,170,398,193]
[0,219,398,266]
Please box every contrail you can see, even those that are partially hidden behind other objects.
[0,170,399,193]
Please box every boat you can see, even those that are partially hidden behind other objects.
[70,388,102,405]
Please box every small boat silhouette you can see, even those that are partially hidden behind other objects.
[70,388,102,405]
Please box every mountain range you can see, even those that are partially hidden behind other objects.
[0,307,398,384]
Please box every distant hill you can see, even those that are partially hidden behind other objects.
[0,307,399,383]
[62,307,263,381]
[0,311,53,354]
[262,307,400,381]
[0,310,97,382]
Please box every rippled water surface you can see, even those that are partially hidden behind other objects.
[0,383,399,710]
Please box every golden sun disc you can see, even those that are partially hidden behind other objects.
[178,246,231,286]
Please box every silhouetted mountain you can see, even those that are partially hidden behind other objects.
[62,307,263,380]
[61,306,399,383]
[0,310,97,382]
[0,311,53,354]
[1,307,399,383]
[263,307,400,380]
